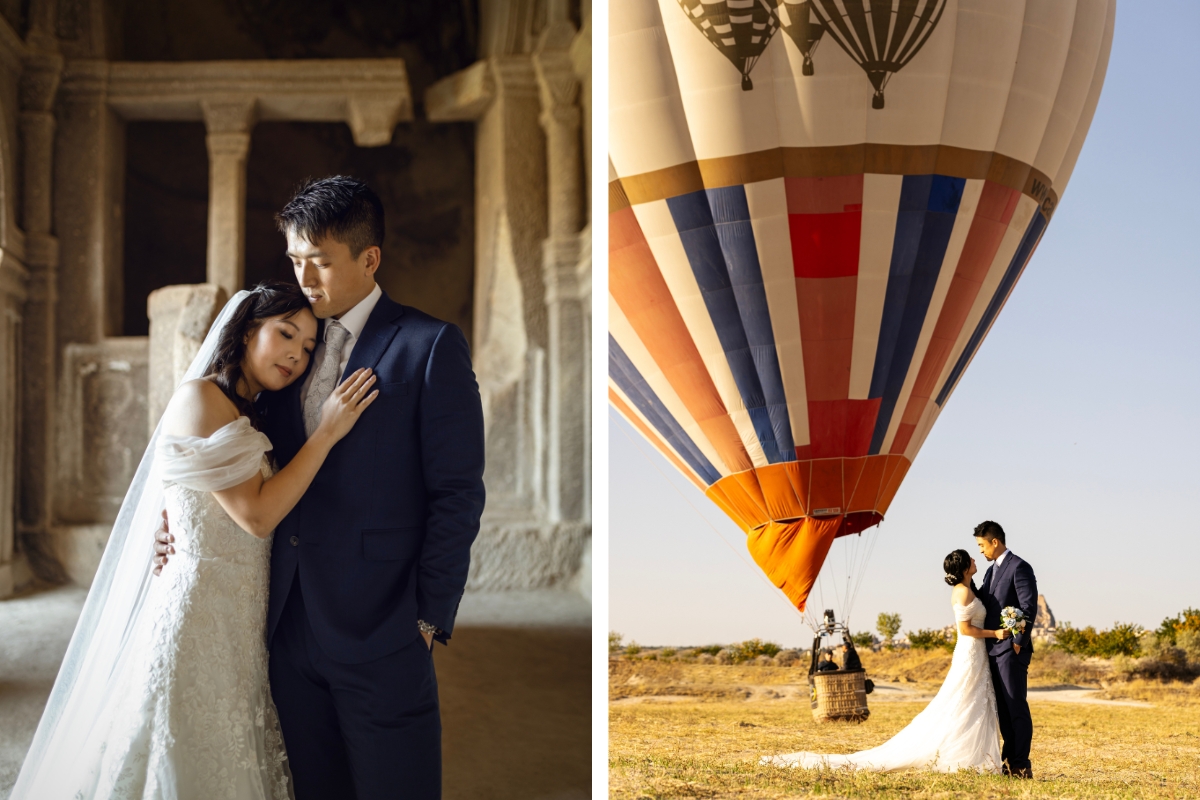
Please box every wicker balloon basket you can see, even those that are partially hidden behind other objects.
[810,670,870,722]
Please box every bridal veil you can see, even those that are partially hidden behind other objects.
[10,290,254,798]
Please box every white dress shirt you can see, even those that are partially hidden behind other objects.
[299,282,383,407]
[993,549,1009,573]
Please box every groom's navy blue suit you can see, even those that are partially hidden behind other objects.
[260,290,485,800]
[979,551,1038,775]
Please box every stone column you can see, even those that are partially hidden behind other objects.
[6,49,63,597]
[201,98,257,298]
[0,256,27,598]
[535,31,586,524]
[55,60,124,345]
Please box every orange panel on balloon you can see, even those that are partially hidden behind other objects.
[877,456,912,515]
[758,464,806,521]
[718,478,769,528]
[784,460,812,515]
[846,456,889,512]
[746,517,842,611]
[706,483,750,532]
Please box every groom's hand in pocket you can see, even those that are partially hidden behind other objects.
[152,509,174,576]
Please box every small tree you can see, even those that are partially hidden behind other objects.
[877,612,902,648]
[608,631,624,653]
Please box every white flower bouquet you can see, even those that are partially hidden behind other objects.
[1000,606,1027,635]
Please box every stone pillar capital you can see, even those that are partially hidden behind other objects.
[201,97,258,134]
[19,51,64,112]
[489,57,539,100]
[59,60,109,103]
[206,130,252,159]
[347,93,407,147]
[539,104,581,133]
[533,51,581,118]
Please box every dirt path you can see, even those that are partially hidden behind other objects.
[612,682,1153,708]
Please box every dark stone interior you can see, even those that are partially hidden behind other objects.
[117,0,477,340]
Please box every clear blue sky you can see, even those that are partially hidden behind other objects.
[609,1,1200,649]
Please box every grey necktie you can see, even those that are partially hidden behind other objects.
[304,320,350,438]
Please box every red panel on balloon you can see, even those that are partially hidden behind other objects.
[786,175,862,278]
[806,398,881,459]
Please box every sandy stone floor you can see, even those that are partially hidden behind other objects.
[0,585,590,800]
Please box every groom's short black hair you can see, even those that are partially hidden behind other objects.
[276,175,384,258]
[973,520,1006,544]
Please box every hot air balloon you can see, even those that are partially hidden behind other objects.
[775,1,825,77]
[609,0,1114,621]
[809,0,948,108]
[675,0,782,90]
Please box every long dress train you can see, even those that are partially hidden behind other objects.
[766,596,1001,773]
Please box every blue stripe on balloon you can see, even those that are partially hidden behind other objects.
[667,187,796,464]
[609,335,722,485]
[868,174,966,454]
[935,209,1048,408]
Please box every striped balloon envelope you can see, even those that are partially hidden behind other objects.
[609,0,1114,612]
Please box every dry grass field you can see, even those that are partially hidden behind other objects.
[609,651,1200,799]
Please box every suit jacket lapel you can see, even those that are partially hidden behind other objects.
[341,291,405,379]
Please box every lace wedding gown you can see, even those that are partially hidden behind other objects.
[766,596,1001,773]
[64,417,291,799]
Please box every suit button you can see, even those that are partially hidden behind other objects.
[290,536,299,546]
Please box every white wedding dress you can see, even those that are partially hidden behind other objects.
[59,417,292,799]
[766,596,1002,773]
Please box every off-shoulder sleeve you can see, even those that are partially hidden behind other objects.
[952,602,976,623]
[156,417,273,492]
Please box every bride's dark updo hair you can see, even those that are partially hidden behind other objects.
[943,549,974,588]
[206,280,312,427]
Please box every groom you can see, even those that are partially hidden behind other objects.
[974,520,1038,779]
[155,176,485,799]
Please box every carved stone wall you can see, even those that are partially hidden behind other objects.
[428,0,591,593]
[54,338,149,524]
[0,0,590,602]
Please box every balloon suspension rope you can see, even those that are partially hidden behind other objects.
[612,411,809,628]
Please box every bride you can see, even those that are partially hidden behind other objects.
[765,549,1008,773]
[11,281,378,799]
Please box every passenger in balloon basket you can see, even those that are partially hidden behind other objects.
[815,649,839,672]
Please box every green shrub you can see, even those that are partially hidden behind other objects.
[1177,629,1200,660]
[623,641,642,656]
[609,631,624,653]
[693,644,723,656]
[851,631,876,649]
[660,648,677,660]
[1055,621,1143,657]
[1157,608,1200,645]
[908,628,954,652]
[729,638,782,663]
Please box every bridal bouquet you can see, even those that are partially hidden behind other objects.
[1000,606,1027,634]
